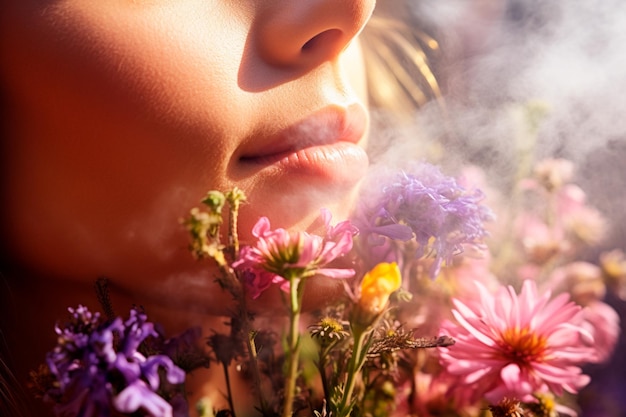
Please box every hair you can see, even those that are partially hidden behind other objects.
[362,2,444,118]
[0,276,30,417]
[0,356,29,417]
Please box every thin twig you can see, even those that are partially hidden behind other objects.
[221,360,237,417]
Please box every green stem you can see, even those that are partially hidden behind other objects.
[317,341,338,411]
[335,327,369,417]
[243,307,270,414]
[282,276,304,417]
[228,196,240,257]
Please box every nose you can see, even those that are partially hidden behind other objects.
[255,0,376,69]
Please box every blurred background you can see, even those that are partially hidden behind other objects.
[366,1,626,415]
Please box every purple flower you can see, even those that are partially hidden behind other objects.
[353,163,494,277]
[233,209,357,294]
[44,306,186,417]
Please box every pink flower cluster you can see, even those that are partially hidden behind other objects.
[233,209,357,297]
[516,158,607,266]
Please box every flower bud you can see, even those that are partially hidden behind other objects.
[353,262,402,327]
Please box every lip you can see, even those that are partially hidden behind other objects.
[239,103,369,183]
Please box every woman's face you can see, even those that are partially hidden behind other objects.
[0,0,374,312]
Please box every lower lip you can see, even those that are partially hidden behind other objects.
[250,141,369,184]
[241,104,370,184]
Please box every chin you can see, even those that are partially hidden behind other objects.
[237,179,363,241]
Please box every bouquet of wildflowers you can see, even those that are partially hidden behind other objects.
[32,155,623,417]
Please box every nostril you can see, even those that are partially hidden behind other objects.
[301,29,343,52]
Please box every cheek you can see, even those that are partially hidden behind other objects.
[2,4,245,200]
[0,3,247,288]
[1,3,244,147]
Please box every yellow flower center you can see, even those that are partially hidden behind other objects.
[319,317,344,334]
[498,326,547,364]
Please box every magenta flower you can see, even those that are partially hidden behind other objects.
[239,268,276,299]
[439,280,594,404]
[233,209,357,293]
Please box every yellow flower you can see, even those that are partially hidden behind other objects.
[358,262,402,315]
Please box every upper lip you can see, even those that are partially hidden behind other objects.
[239,103,368,161]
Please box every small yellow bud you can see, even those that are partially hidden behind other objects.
[358,262,402,316]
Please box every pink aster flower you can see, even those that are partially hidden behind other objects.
[439,279,594,404]
[233,209,357,294]
[404,371,477,417]
[580,300,620,364]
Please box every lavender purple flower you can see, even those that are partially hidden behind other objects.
[353,163,494,277]
[42,305,186,417]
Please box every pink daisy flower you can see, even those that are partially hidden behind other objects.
[439,279,594,403]
[233,209,357,294]
[580,300,620,364]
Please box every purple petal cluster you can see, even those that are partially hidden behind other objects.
[353,164,494,276]
[44,305,186,417]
